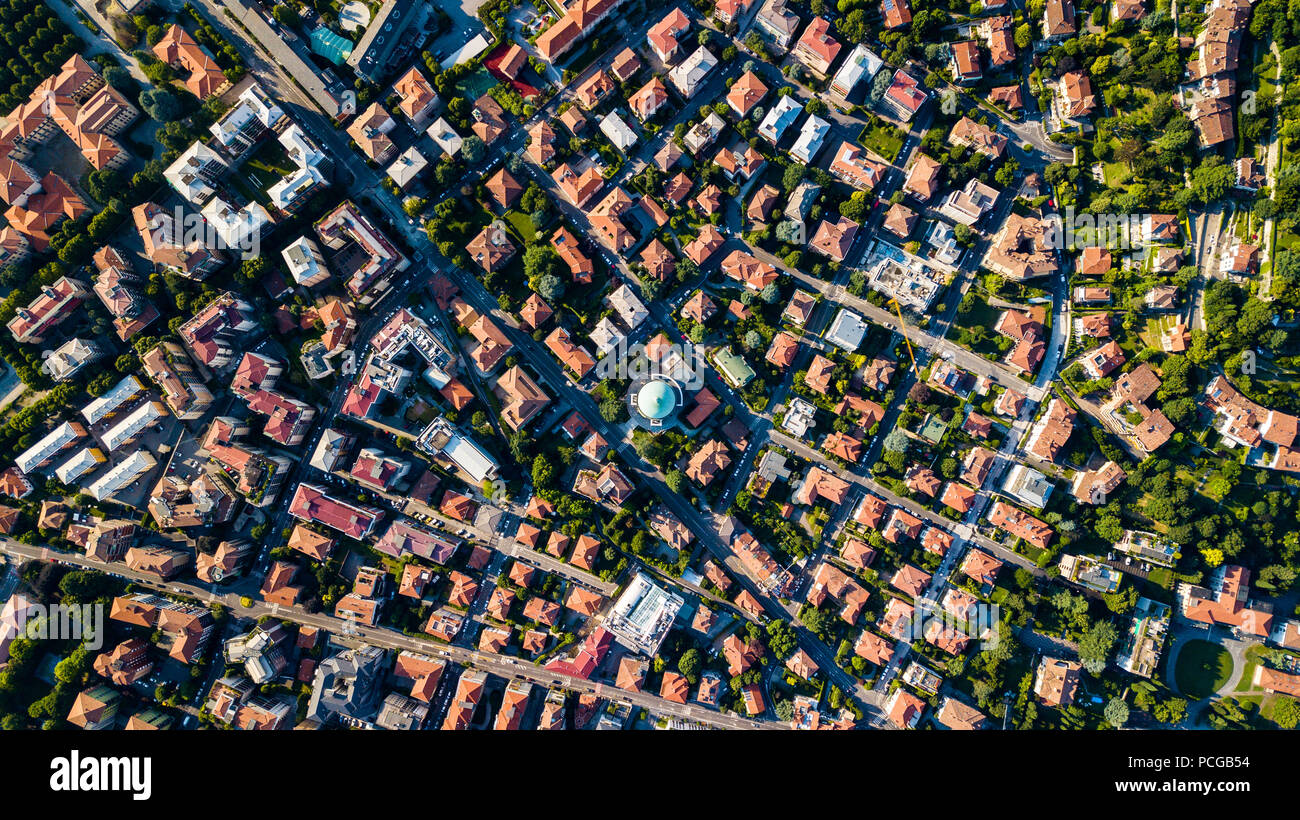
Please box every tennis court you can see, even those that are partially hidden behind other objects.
[455,67,498,100]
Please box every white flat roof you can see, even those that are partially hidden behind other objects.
[826,308,868,352]
[443,433,497,483]
[16,421,84,474]
[80,375,144,425]
[88,450,157,501]
[55,447,104,484]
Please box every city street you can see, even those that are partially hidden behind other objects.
[0,537,772,730]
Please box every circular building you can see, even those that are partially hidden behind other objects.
[629,376,682,429]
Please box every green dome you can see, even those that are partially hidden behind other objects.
[637,380,677,420]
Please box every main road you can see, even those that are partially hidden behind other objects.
[0,537,774,730]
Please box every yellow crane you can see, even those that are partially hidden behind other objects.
[887,297,920,377]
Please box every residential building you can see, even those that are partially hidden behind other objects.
[647,7,692,61]
[7,276,89,344]
[758,94,803,144]
[1034,657,1081,707]
[789,114,831,164]
[756,0,801,50]
[829,44,883,104]
[669,47,718,98]
[879,69,927,121]
[153,24,229,98]
[792,17,841,77]
[938,178,999,226]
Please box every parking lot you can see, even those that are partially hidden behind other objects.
[426,0,491,62]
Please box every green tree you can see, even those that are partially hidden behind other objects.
[54,647,91,686]
[103,65,134,93]
[1103,697,1130,727]
[535,274,564,302]
[523,244,562,282]
[840,190,869,221]
[531,454,556,489]
[599,396,625,424]
[781,162,805,193]
[883,428,909,454]
[462,134,486,163]
[271,4,299,26]
[139,88,180,122]
[1190,155,1236,204]
[678,648,702,684]
[1078,621,1119,675]
[1272,696,1300,729]
[665,468,686,493]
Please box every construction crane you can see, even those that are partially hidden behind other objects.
[887,297,920,377]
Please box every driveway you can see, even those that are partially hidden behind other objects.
[51,0,151,85]
[0,369,23,414]
[1164,622,1256,727]
[429,0,490,62]
[1165,622,1253,697]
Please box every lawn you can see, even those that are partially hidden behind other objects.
[1234,644,1268,693]
[239,137,295,200]
[1102,161,1131,187]
[503,209,539,244]
[858,118,905,162]
[225,171,267,208]
[949,290,1009,358]
[1277,224,1300,253]
[1174,639,1233,699]
[1137,315,1175,351]
[246,134,295,176]
[950,291,1001,337]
